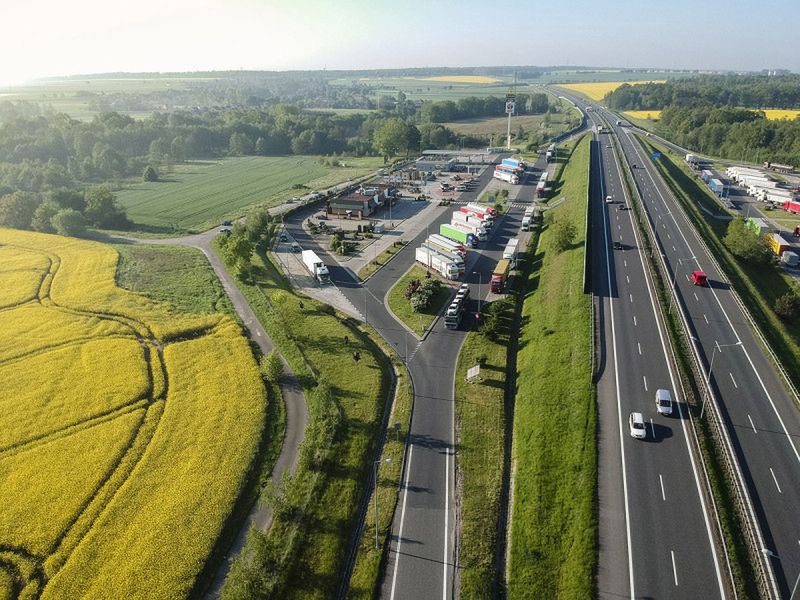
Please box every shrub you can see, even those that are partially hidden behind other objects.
[551,219,577,252]
[775,292,800,322]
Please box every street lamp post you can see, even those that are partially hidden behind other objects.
[701,340,743,418]
[374,458,393,549]
[669,255,696,313]
[762,547,800,600]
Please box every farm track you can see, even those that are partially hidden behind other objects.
[0,239,237,597]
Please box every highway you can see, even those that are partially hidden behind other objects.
[587,109,727,598]
[581,97,800,598]
[285,161,533,598]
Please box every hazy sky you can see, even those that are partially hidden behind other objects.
[1,0,796,85]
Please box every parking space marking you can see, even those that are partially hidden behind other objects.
[704,314,709,324]
[748,414,757,433]
[729,372,738,388]
[770,468,782,493]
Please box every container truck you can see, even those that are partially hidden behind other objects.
[428,234,467,257]
[440,223,478,248]
[700,170,713,183]
[421,243,464,273]
[536,181,546,197]
[764,161,795,173]
[415,246,460,280]
[768,233,793,257]
[301,250,330,285]
[709,178,726,196]
[784,199,800,214]
[503,238,519,267]
[452,211,489,234]
[459,207,493,228]
[546,144,556,162]
[444,287,470,329]
[521,207,535,231]
[491,259,511,293]
[767,191,796,205]
[451,219,488,242]
[466,202,497,217]
[781,250,799,267]
[502,157,526,171]
[685,153,700,167]
[493,169,519,184]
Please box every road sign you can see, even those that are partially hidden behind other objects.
[505,101,515,114]
[466,365,481,381]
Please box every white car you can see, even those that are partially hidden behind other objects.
[605,195,614,204]
[655,389,673,416]
[629,412,647,439]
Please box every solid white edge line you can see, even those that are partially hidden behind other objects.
[611,131,727,598]
[390,444,414,600]
[597,131,636,599]
[443,447,449,600]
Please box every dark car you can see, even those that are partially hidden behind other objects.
[613,241,623,250]
[222,220,232,227]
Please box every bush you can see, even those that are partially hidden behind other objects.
[723,216,772,265]
[774,292,800,322]
[404,279,421,300]
[551,219,577,252]
[260,350,284,382]
[142,165,159,182]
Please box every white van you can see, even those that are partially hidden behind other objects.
[655,389,673,416]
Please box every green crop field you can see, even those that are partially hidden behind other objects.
[115,156,383,231]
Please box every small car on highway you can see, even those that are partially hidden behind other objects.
[613,241,623,250]
[655,389,673,416]
[629,412,647,439]
[605,195,613,204]
[691,270,708,286]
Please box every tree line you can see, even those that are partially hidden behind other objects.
[605,75,800,167]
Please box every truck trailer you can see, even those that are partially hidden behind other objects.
[459,207,493,228]
[452,210,489,234]
[784,199,800,214]
[501,157,526,171]
[440,223,478,247]
[415,246,460,280]
[493,169,519,184]
[491,259,511,293]
[709,178,727,196]
[521,207,535,231]
[428,234,467,257]
[451,219,488,242]
[444,286,470,329]
[301,250,330,285]
[536,181,546,197]
[503,238,520,267]
[768,233,793,257]
[421,243,464,274]
[466,202,497,217]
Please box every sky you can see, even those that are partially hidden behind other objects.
[0,0,796,86]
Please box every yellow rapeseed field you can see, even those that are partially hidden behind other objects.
[625,110,663,120]
[421,75,501,84]
[558,80,666,101]
[761,109,800,121]
[0,228,265,598]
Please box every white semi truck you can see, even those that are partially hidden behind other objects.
[301,250,330,284]
[450,219,488,242]
[415,247,460,280]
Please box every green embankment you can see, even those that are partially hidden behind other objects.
[508,134,595,598]
[215,240,390,599]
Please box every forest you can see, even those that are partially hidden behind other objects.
[606,75,800,166]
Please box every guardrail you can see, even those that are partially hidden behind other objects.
[622,129,778,599]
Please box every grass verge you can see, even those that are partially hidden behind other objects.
[357,240,408,281]
[113,244,235,317]
[213,239,390,599]
[456,296,515,596]
[640,137,800,393]
[346,331,413,599]
[386,264,453,337]
[508,134,595,598]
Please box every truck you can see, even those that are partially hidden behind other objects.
[536,181,546,197]
[451,219,488,242]
[490,259,511,293]
[452,211,489,234]
[685,153,700,167]
[746,217,768,236]
[700,170,713,183]
[466,202,498,217]
[546,144,556,162]
[521,207,535,231]
[781,250,799,267]
[501,157,526,171]
[444,288,470,329]
[784,199,800,214]
[440,223,478,248]
[301,250,330,285]
[421,243,464,273]
[428,234,467,257]
[709,178,726,196]
[768,233,793,257]
[764,161,795,173]
[503,238,520,267]
[493,168,519,185]
[458,204,494,229]
[415,246,460,280]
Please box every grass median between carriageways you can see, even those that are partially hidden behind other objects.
[640,137,800,392]
[386,264,453,337]
[357,240,408,281]
[508,134,595,598]
[456,296,515,597]
[213,239,390,599]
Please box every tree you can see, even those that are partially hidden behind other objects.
[84,185,129,229]
[47,188,85,212]
[0,192,38,229]
[51,208,86,236]
[169,136,186,164]
[405,125,421,157]
[142,165,159,182]
[229,132,253,155]
[31,201,60,233]
[222,233,254,279]
[551,219,578,252]
[723,216,772,264]
[245,209,271,242]
[260,350,284,382]
[374,118,410,160]
[148,139,168,165]
[774,292,800,322]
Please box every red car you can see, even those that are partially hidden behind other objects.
[692,270,708,286]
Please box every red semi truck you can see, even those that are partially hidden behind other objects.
[491,259,511,293]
